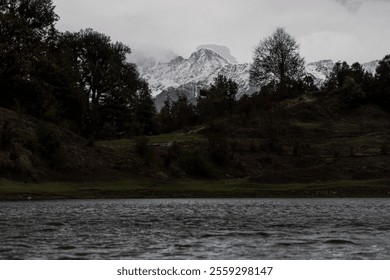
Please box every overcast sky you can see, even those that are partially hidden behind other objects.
[53,0,390,64]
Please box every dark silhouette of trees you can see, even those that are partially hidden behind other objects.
[157,98,175,133]
[171,95,197,130]
[198,75,238,120]
[325,61,351,89]
[326,61,374,88]
[60,29,132,110]
[342,76,365,107]
[59,29,156,138]
[325,61,373,91]
[133,81,156,135]
[156,95,197,133]
[324,61,378,108]
[374,54,390,111]
[250,27,305,97]
[0,0,59,114]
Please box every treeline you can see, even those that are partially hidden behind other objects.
[324,59,390,109]
[0,0,155,140]
[156,55,390,134]
[157,28,390,133]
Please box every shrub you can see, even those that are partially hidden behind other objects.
[342,77,365,108]
[134,136,152,160]
[35,122,61,162]
[0,120,13,151]
[208,136,230,165]
[180,149,216,178]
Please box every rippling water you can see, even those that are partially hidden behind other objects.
[0,198,390,259]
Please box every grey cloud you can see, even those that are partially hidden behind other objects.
[336,0,363,11]
[336,0,390,11]
[53,0,390,64]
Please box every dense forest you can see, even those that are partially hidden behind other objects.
[1,1,390,191]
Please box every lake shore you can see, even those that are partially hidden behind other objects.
[1,178,390,201]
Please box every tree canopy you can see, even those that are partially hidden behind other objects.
[249,27,305,96]
[374,55,390,110]
[0,0,58,111]
[198,75,238,119]
[59,29,156,138]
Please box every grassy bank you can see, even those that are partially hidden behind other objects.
[1,178,390,201]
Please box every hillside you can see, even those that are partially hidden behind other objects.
[0,108,142,182]
[1,90,389,199]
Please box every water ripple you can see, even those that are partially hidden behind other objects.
[0,198,390,259]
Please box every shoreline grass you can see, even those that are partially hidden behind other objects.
[0,178,390,201]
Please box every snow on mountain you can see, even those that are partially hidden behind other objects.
[362,60,379,75]
[196,44,239,64]
[139,48,256,109]
[134,46,380,110]
[305,60,335,87]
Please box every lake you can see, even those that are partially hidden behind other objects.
[0,198,390,259]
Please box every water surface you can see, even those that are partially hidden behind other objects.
[0,198,389,259]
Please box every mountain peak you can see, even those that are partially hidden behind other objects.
[189,48,228,64]
[307,60,334,67]
[196,44,239,63]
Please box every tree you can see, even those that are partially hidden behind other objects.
[374,54,390,110]
[171,95,197,130]
[342,76,365,107]
[198,75,238,120]
[326,61,356,90]
[0,0,59,112]
[324,61,376,108]
[157,98,174,133]
[250,27,305,96]
[133,81,157,135]
[60,29,156,138]
[60,29,133,111]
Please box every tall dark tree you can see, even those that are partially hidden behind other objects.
[250,27,305,96]
[60,29,156,138]
[171,95,197,130]
[133,81,157,136]
[0,0,58,113]
[60,29,133,111]
[157,98,174,133]
[374,54,390,110]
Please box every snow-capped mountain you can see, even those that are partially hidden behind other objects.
[362,60,379,75]
[137,47,256,109]
[134,46,379,110]
[305,60,335,87]
[196,44,239,64]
